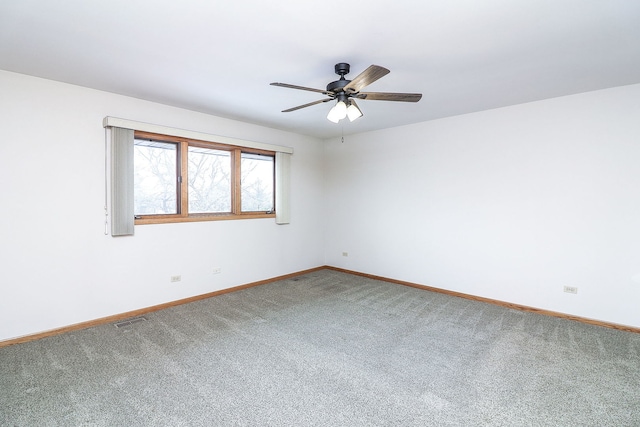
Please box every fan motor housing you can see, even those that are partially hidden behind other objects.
[326,79,351,93]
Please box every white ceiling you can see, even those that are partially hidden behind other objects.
[1,1,639,139]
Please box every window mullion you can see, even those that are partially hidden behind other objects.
[232,148,242,214]
[180,141,189,217]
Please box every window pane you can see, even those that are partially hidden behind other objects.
[241,153,274,212]
[134,140,177,215]
[188,146,231,213]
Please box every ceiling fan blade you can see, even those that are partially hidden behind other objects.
[343,65,390,93]
[355,92,422,102]
[282,98,333,112]
[270,82,331,95]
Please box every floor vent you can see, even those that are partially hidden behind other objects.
[114,317,147,328]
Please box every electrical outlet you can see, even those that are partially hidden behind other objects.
[170,275,181,283]
[342,252,348,257]
[213,267,221,274]
[563,285,578,294]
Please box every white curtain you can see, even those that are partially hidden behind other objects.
[275,152,291,225]
[110,127,134,236]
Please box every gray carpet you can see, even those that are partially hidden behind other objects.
[1,269,639,426]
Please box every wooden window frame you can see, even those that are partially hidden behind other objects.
[134,131,275,225]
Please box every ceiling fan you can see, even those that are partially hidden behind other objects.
[270,63,422,123]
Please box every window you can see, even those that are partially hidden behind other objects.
[133,131,275,224]
[188,146,231,214]
[241,153,275,212]
[134,140,178,215]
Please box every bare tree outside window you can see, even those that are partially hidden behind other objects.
[132,131,276,223]
[188,146,231,213]
[241,153,274,212]
[134,140,177,214]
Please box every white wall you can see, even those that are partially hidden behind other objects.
[324,83,640,328]
[3,70,639,342]
[0,71,325,341]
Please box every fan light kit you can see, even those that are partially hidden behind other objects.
[271,63,422,124]
[327,95,363,123]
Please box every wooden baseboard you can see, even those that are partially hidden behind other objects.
[0,266,326,348]
[325,266,640,334]
[3,264,637,348]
